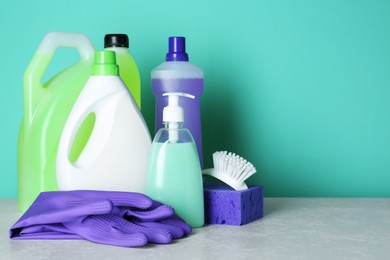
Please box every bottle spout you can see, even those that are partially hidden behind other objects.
[166,36,189,62]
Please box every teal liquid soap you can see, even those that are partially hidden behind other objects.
[146,138,204,228]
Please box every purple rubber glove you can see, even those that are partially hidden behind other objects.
[123,201,192,238]
[10,190,191,247]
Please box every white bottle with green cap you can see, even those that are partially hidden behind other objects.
[56,50,151,192]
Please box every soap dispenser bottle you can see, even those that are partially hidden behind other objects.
[146,92,204,228]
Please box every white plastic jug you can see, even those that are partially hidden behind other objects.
[56,50,151,192]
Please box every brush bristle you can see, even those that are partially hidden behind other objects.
[212,151,256,182]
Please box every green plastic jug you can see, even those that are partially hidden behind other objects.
[18,32,95,213]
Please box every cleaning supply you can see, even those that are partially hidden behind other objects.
[10,190,192,247]
[18,32,95,213]
[152,36,204,167]
[202,151,263,225]
[204,183,264,226]
[56,51,151,192]
[146,92,204,228]
[202,151,257,190]
[104,34,141,109]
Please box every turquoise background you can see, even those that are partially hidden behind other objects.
[1,0,390,198]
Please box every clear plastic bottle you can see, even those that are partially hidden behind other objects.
[105,34,141,109]
[18,32,95,213]
[152,36,204,167]
[146,93,204,228]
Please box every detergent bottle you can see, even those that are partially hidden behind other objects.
[56,51,151,192]
[18,32,95,213]
[104,34,141,109]
[146,92,204,228]
[152,36,204,168]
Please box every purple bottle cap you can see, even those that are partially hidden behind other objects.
[166,36,189,62]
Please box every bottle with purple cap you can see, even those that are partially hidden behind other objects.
[152,36,204,168]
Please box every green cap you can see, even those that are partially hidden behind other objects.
[92,50,119,75]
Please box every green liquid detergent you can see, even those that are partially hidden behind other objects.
[18,32,95,213]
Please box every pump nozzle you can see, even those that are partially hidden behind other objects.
[162,92,195,142]
[162,92,195,123]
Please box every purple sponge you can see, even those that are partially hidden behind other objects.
[203,183,264,226]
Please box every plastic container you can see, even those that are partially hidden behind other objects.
[152,36,204,168]
[105,34,141,109]
[18,32,95,213]
[146,92,204,228]
[56,51,151,192]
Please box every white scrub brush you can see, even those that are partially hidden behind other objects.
[202,151,257,190]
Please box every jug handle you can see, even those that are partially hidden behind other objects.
[23,32,95,126]
[56,93,119,190]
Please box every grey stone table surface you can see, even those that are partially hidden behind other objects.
[1,198,389,260]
